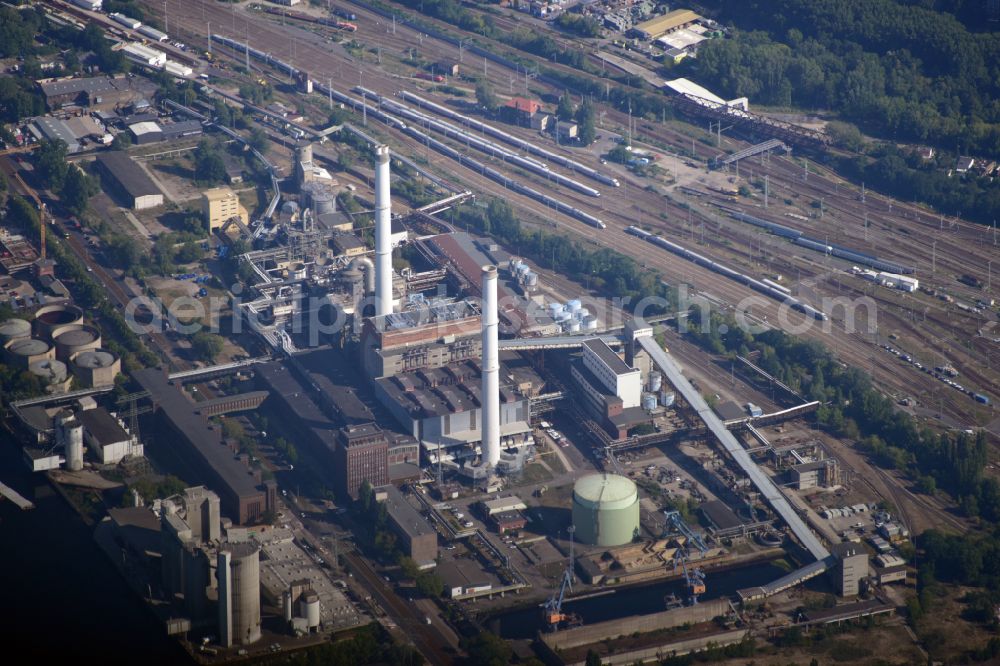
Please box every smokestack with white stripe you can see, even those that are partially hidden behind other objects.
[375,145,392,318]
[481,265,500,467]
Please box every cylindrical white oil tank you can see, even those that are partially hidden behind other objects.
[54,325,101,361]
[572,473,640,547]
[575,307,589,321]
[556,310,573,322]
[516,262,529,277]
[34,304,84,340]
[661,391,676,408]
[565,319,581,332]
[548,302,564,318]
[298,590,321,628]
[525,271,538,288]
[583,315,599,330]
[642,392,657,411]
[566,299,582,313]
[648,371,662,392]
[0,318,32,344]
[4,338,54,368]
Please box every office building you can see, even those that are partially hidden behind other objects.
[336,423,388,500]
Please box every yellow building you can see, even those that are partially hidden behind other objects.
[202,187,249,232]
[633,9,701,41]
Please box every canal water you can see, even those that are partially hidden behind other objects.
[0,432,192,664]
[489,560,788,639]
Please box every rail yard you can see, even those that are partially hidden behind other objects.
[140,0,998,435]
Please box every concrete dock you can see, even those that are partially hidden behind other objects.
[0,481,35,510]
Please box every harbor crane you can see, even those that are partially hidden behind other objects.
[543,525,581,629]
[664,510,709,604]
[681,559,706,604]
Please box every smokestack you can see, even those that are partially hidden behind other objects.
[375,145,392,318]
[481,265,500,467]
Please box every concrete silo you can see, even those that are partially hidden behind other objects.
[71,349,121,388]
[298,589,321,630]
[29,358,70,391]
[56,411,84,471]
[54,325,102,361]
[217,542,261,648]
[572,473,640,547]
[33,304,84,340]
[4,338,54,369]
[0,318,32,344]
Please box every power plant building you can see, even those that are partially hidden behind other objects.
[572,473,640,547]
[571,337,649,438]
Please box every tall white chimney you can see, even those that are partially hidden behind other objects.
[375,145,392,318]
[481,265,500,467]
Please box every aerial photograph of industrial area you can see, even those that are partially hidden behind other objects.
[1,0,999,664]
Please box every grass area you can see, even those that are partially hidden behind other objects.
[516,462,554,486]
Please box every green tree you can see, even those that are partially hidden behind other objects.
[61,164,98,215]
[360,480,374,511]
[191,331,224,362]
[35,140,69,192]
[475,81,497,114]
[585,649,603,666]
[576,98,596,146]
[463,632,512,666]
[556,92,575,122]
[106,235,142,269]
[415,572,444,598]
[194,141,226,184]
[110,132,132,151]
[248,127,269,154]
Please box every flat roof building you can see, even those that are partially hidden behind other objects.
[831,542,868,597]
[632,9,701,41]
[700,500,742,532]
[134,369,277,525]
[202,186,249,231]
[40,75,155,110]
[381,485,437,568]
[77,406,142,464]
[29,117,81,154]
[481,495,527,516]
[94,151,164,210]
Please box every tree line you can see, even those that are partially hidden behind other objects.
[692,0,1000,158]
